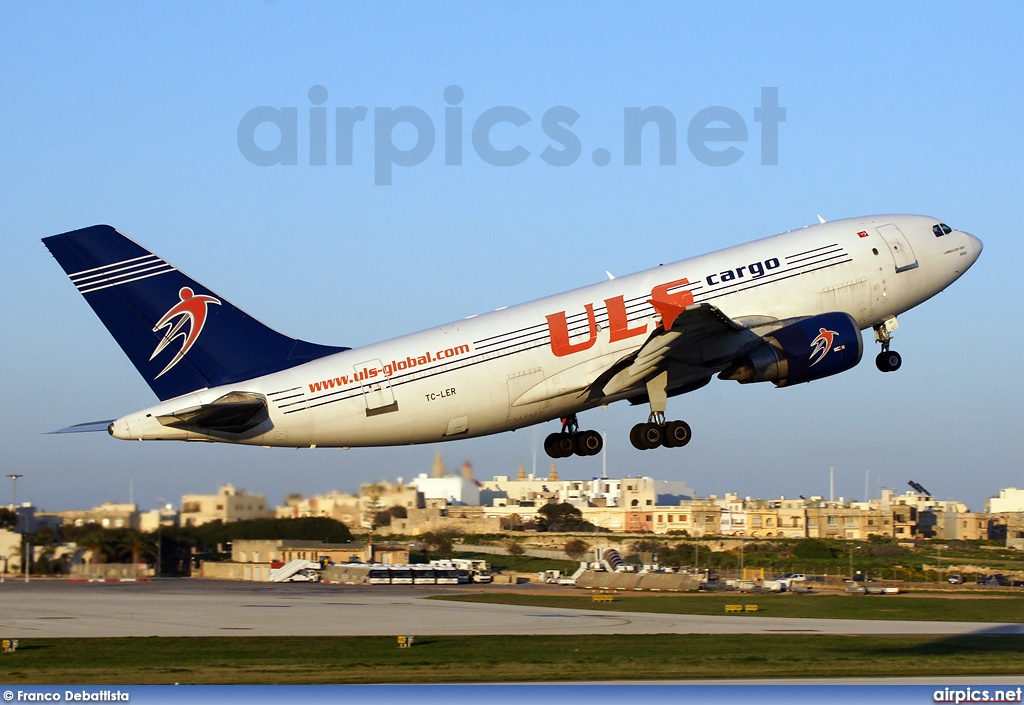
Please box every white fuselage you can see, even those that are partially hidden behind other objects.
[110,215,982,446]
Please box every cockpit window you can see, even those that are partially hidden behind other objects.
[933,223,953,237]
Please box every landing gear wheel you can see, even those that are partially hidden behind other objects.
[629,423,645,450]
[575,430,603,456]
[544,433,563,458]
[875,350,902,372]
[544,433,575,458]
[639,423,664,450]
[663,420,692,448]
[554,434,576,458]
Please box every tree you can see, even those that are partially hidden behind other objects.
[630,539,667,554]
[190,517,353,549]
[506,540,525,556]
[420,532,454,558]
[114,530,154,565]
[658,542,697,568]
[0,507,17,531]
[793,539,834,559]
[564,538,590,560]
[536,503,598,532]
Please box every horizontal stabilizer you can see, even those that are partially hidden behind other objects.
[49,420,115,434]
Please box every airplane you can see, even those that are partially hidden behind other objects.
[43,215,982,458]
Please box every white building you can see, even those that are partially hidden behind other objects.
[139,504,179,532]
[987,488,1024,514]
[410,473,480,506]
[713,493,749,535]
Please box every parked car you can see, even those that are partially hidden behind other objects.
[977,574,1009,587]
[947,574,964,585]
[774,573,807,590]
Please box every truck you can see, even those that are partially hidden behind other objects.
[438,558,493,583]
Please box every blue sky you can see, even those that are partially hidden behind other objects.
[1,3,1021,513]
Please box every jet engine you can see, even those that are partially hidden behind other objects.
[719,312,863,387]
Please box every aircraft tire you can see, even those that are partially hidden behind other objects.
[576,430,603,456]
[875,350,902,372]
[663,420,692,448]
[639,423,663,450]
[629,423,646,450]
[554,433,577,458]
[544,433,563,458]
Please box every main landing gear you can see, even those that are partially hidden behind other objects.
[544,415,603,458]
[874,316,902,373]
[629,415,692,450]
[629,370,692,451]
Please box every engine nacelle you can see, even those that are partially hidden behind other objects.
[719,312,863,387]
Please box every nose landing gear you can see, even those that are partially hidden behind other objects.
[543,415,604,458]
[874,316,902,372]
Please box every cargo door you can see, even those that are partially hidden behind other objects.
[875,224,919,273]
[354,358,398,416]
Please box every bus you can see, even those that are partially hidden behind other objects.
[433,567,460,585]
[411,565,437,584]
[367,566,392,585]
[388,566,414,585]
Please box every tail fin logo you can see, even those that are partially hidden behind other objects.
[150,287,221,378]
[809,327,838,367]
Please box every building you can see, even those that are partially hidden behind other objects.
[231,539,409,566]
[49,502,140,530]
[180,485,270,527]
[276,491,362,527]
[651,500,721,536]
[410,473,480,506]
[805,499,894,540]
[987,488,1024,514]
[776,497,809,538]
[379,504,502,535]
[934,511,990,541]
[359,481,424,528]
[714,494,748,536]
[139,504,179,532]
[0,528,22,573]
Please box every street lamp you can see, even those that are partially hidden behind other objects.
[6,474,23,510]
[849,545,861,580]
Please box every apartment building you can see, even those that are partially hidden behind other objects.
[180,485,270,527]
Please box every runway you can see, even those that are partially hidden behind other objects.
[1,579,1022,639]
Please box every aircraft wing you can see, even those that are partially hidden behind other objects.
[600,303,766,398]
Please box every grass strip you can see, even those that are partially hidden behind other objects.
[1,634,1023,684]
[431,591,1024,622]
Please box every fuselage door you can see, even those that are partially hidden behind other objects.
[354,359,398,417]
[875,224,919,273]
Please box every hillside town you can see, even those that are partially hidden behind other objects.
[4,454,1024,550]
